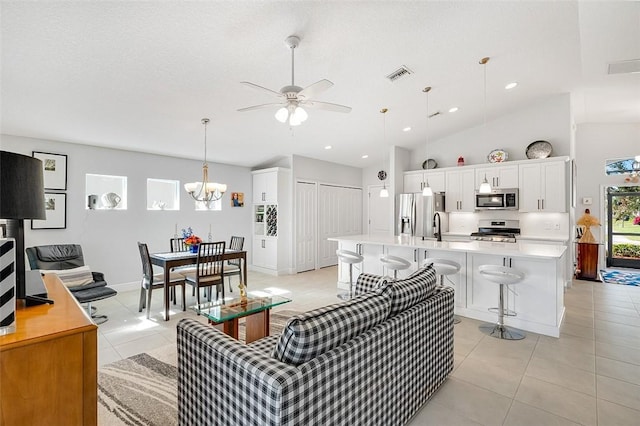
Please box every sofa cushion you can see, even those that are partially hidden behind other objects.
[383,265,437,316]
[272,289,391,366]
[354,272,388,295]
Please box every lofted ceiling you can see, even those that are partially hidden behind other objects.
[1,1,639,169]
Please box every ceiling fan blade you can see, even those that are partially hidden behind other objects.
[240,81,283,98]
[297,79,334,100]
[303,100,352,113]
[237,102,286,112]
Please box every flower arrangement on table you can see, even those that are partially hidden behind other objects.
[182,227,202,252]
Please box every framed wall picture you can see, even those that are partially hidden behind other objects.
[31,193,67,229]
[231,192,244,207]
[32,151,67,190]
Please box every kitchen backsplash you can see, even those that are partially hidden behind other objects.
[448,211,569,240]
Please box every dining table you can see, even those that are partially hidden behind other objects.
[149,249,248,321]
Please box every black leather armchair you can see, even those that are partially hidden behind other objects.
[26,244,117,324]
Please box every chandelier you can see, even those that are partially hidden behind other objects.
[184,118,227,205]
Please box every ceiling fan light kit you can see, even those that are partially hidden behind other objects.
[238,35,351,126]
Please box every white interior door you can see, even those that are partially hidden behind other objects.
[368,185,392,235]
[295,181,316,272]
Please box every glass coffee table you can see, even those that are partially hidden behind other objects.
[192,292,291,343]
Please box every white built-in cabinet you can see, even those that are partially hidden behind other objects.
[252,167,290,274]
[445,169,475,212]
[252,169,279,203]
[475,164,518,189]
[518,160,567,212]
[403,170,446,194]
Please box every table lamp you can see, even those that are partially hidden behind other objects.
[0,151,46,301]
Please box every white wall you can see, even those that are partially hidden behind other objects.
[291,155,362,186]
[407,93,572,169]
[575,123,640,239]
[1,135,252,286]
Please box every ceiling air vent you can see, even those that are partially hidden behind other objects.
[386,65,414,82]
[608,59,640,75]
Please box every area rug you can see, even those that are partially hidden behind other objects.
[600,269,640,286]
[98,310,300,425]
[98,352,178,426]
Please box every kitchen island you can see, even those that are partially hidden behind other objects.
[329,234,567,337]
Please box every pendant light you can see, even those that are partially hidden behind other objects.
[184,118,227,205]
[478,57,492,194]
[379,108,389,198]
[422,86,433,197]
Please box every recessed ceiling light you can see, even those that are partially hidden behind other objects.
[362,154,369,159]
[448,107,459,113]
[403,127,411,132]
[325,145,332,150]
[505,82,518,90]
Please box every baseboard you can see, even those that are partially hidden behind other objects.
[109,280,140,292]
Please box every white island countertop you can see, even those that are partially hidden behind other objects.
[328,234,567,259]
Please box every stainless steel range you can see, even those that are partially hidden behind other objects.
[470,219,520,243]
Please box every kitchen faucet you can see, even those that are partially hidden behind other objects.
[433,212,442,242]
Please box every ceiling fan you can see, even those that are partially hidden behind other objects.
[238,35,352,126]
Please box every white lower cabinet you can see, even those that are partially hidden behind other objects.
[331,239,566,337]
[420,249,467,309]
[467,253,563,331]
[253,237,277,270]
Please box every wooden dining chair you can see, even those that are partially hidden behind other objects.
[138,242,186,319]
[183,241,226,305]
[170,237,188,253]
[170,236,198,299]
[223,236,245,292]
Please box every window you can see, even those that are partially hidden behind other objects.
[606,156,640,175]
[147,178,179,210]
[86,174,127,210]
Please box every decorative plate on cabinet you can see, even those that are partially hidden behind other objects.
[421,159,438,169]
[525,140,553,159]
[487,149,508,163]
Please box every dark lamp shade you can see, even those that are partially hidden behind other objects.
[0,151,46,219]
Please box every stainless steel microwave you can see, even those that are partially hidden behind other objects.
[475,188,519,210]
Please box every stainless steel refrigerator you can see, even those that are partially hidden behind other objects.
[398,192,447,239]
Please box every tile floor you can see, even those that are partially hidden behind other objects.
[96,267,640,425]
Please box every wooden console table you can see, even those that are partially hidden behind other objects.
[576,242,600,281]
[0,274,97,425]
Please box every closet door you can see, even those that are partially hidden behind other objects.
[318,184,362,268]
[295,181,317,272]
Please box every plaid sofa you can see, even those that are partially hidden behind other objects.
[177,265,454,426]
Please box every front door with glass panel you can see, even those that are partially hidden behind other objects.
[606,186,640,268]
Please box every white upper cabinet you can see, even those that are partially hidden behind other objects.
[518,160,567,212]
[475,164,519,190]
[403,171,445,193]
[445,169,475,212]
[252,169,279,203]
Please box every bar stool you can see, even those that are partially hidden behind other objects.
[380,255,411,280]
[336,249,364,300]
[478,264,526,340]
[423,258,462,324]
